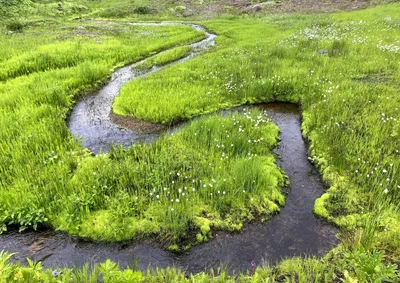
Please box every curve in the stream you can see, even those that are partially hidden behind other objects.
[0,22,337,274]
[68,23,216,154]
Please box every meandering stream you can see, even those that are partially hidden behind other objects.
[0,22,337,274]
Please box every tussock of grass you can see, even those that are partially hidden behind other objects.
[55,110,285,245]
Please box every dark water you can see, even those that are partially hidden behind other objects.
[0,23,337,274]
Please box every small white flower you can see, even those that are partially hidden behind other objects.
[384,189,389,194]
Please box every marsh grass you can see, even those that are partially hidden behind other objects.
[1,250,397,282]
[114,3,400,257]
[55,111,285,246]
[0,21,205,234]
[1,2,400,281]
[134,45,191,72]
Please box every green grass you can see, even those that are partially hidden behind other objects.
[54,110,285,246]
[114,3,400,258]
[0,248,398,282]
[1,1,400,281]
[0,20,206,236]
[134,45,191,72]
[0,18,286,248]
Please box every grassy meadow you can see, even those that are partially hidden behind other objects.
[116,3,400,257]
[1,0,400,281]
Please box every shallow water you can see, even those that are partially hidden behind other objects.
[0,23,337,274]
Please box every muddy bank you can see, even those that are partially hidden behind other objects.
[1,103,337,274]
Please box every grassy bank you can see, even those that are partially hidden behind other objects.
[1,246,398,282]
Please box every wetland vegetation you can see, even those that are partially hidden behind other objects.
[0,0,400,281]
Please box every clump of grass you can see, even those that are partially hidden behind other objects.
[54,110,285,247]
[1,249,397,282]
[5,20,24,32]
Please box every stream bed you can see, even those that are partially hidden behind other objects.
[0,23,337,274]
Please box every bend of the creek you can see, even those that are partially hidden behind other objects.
[68,22,216,154]
[0,22,337,274]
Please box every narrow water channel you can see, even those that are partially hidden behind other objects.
[68,23,216,154]
[0,23,337,274]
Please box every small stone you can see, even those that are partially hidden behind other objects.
[317,49,329,56]
[250,4,262,12]
[52,270,60,277]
